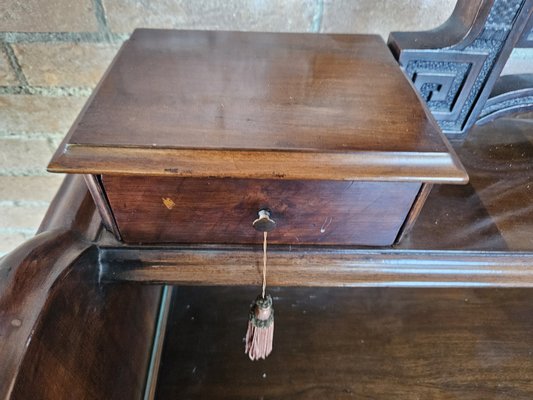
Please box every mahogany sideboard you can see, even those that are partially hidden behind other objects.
[2,7,533,399]
[3,116,533,399]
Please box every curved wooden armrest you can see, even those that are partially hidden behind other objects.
[0,175,101,398]
[0,175,161,399]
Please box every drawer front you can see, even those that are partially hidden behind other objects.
[102,176,420,246]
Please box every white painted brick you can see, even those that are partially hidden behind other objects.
[0,175,64,204]
[104,0,317,33]
[0,232,33,256]
[0,50,17,86]
[321,0,456,39]
[0,203,49,230]
[0,0,98,32]
[0,95,86,134]
[0,137,55,176]
[13,43,121,87]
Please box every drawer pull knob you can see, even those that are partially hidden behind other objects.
[252,209,276,232]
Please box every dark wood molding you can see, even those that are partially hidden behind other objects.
[0,174,161,400]
[37,175,102,238]
[4,22,533,397]
[50,148,469,184]
[100,246,533,287]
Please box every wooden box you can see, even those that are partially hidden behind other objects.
[48,29,467,246]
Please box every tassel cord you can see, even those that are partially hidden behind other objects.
[262,231,267,298]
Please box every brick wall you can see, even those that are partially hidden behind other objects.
[0,0,530,255]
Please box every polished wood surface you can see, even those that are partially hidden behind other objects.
[101,116,533,286]
[0,175,162,399]
[11,250,161,400]
[48,29,466,183]
[402,117,533,251]
[0,176,98,397]
[103,176,420,245]
[156,286,533,399]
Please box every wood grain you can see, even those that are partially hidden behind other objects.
[0,175,161,399]
[64,30,446,152]
[102,176,420,246]
[10,249,161,400]
[0,232,92,398]
[37,174,102,236]
[156,286,533,399]
[48,29,466,183]
[0,175,100,398]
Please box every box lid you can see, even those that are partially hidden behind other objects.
[48,29,467,183]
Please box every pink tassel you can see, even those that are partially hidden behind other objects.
[245,294,274,361]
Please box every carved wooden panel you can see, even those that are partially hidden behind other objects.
[389,0,533,136]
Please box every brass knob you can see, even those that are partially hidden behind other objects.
[252,209,276,232]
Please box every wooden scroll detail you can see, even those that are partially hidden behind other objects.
[388,0,533,136]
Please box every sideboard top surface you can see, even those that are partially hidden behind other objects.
[49,29,467,183]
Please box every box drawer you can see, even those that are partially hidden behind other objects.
[47,30,468,244]
[102,176,420,246]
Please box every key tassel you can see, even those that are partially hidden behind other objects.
[245,294,274,360]
[245,230,274,361]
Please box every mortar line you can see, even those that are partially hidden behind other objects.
[0,43,18,86]
[0,85,23,95]
[0,200,52,207]
[0,85,92,97]
[92,0,110,34]
[2,42,29,87]
[312,0,324,33]
[0,169,53,177]
[0,227,37,235]
[0,131,65,140]
[0,32,128,44]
